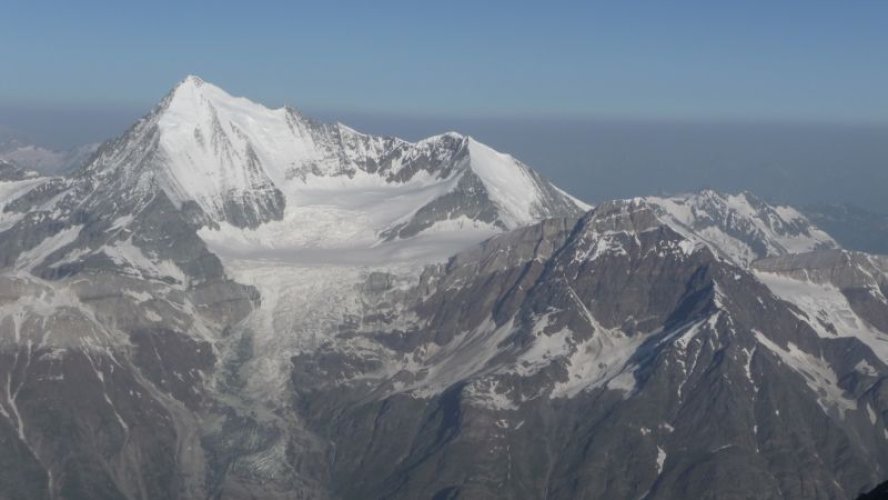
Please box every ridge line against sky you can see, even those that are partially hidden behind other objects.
[2,1,887,124]
[3,0,888,216]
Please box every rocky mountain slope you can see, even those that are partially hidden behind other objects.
[278,200,887,499]
[0,77,886,499]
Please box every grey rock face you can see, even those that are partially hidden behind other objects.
[0,117,263,499]
[753,249,888,290]
[280,201,888,500]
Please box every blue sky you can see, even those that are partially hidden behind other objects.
[2,1,887,122]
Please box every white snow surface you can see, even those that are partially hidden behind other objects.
[198,182,500,264]
[656,447,667,475]
[755,270,888,360]
[146,76,587,249]
[465,138,584,227]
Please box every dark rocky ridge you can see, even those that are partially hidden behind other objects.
[284,200,888,499]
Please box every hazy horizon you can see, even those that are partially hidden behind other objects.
[2,100,887,215]
[3,1,887,213]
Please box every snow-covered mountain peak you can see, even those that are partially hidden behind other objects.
[160,74,279,125]
[644,190,837,266]
[419,131,466,142]
[180,74,206,87]
[76,76,588,260]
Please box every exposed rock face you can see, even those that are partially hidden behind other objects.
[0,113,263,498]
[0,270,259,499]
[283,200,888,499]
[1,77,887,499]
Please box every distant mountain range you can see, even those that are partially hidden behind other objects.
[0,76,886,499]
[0,136,99,175]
